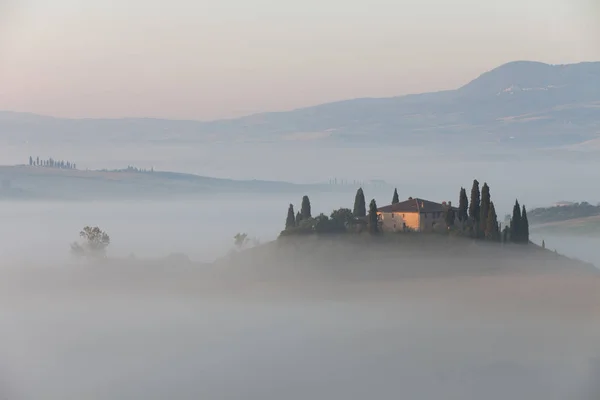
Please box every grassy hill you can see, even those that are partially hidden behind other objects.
[0,165,342,200]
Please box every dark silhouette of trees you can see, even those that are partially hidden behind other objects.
[285,204,296,230]
[392,188,399,204]
[521,205,529,243]
[485,201,500,241]
[510,199,522,243]
[445,206,456,228]
[368,199,379,234]
[295,211,302,226]
[301,195,312,220]
[458,187,469,222]
[469,179,480,223]
[330,208,353,227]
[353,188,366,217]
[479,182,490,235]
[29,156,77,170]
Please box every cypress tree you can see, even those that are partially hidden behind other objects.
[285,204,296,230]
[29,156,33,166]
[542,240,545,249]
[521,205,529,244]
[353,188,366,217]
[392,188,399,204]
[368,199,379,234]
[458,187,469,222]
[469,179,480,222]
[479,183,490,235]
[485,201,500,241]
[510,199,521,243]
[295,211,302,226]
[301,195,311,220]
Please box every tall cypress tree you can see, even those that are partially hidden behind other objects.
[469,179,480,222]
[285,204,296,230]
[485,201,500,241]
[521,205,529,244]
[392,188,399,204]
[353,188,366,217]
[301,195,311,220]
[295,211,302,226]
[510,199,521,243]
[479,183,490,235]
[458,187,469,222]
[368,199,379,234]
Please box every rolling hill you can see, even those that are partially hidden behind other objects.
[1,60,599,148]
[0,166,350,200]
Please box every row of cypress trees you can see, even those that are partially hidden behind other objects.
[457,179,529,244]
[284,189,380,234]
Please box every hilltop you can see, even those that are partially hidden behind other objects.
[1,61,599,149]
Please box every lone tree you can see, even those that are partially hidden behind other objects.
[521,205,530,244]
[368,199,379,234]
[285,204,296,229]
[70,226,110,259]
[469,179,480,222]
[353,188,366,217]
[392,188,399,204]
[233,233,248,250]
[479,182,491,235]
[485,201,500,241]
[510,199,522,243]
[458,187,469,222]
[301,195,312,220]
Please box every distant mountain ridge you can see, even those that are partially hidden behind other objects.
[1,60,599,148]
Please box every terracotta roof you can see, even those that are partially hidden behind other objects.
[378,198,455,213]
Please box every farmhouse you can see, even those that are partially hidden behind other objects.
[377,197,456,232]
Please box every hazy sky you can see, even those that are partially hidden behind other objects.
[1,0,598,120]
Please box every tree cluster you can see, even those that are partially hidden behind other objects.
[454,179,501,242]
[281,188,380,236]
[29,156,76,170]
[508,199,530,244]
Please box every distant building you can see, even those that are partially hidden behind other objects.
[377,197,457,232]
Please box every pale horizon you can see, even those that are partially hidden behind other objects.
[1,0,599,121]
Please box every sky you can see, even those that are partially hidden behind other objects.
[0,0,599,120]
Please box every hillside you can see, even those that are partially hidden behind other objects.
[214,234,598,282]
[0,165,342,200]
[528,202,600,235]
[1,61,599,149]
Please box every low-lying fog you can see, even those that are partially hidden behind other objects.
[1,262,599,400]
